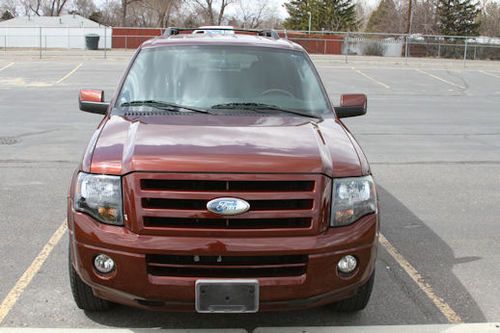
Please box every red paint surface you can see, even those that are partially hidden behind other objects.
[69,34,377,312]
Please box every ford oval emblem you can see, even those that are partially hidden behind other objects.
[206,197,250,216]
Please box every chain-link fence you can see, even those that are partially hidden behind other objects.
[1,26,499,64]
[285,31,500,64]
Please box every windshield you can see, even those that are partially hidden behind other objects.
[116,45,330,116]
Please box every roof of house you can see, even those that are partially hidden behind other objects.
[0,14,108,28]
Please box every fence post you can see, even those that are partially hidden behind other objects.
[344,35,348,64]
[39,27,42,59]
[323,38,327,54]
[463,38,468,67]
[438,41,441,58]
[4,34,6,55]
[104,26,107,59]
[404,34,409,64]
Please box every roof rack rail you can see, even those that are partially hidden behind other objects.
[163,27,280,40]
[258,30,280,40]
[164,27,180,36]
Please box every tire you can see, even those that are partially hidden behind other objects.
[68,246,113,311]
[328,271,375,312]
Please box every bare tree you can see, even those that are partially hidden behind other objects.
[355,0,370,30]
[193,0,235,25]
[237,0,268,28]
[99,0,122,26]
[121,0,142,26]
[20,0,42,16]
[70,0,98,18]
[480,1,500,36]
[19,0,70,16]
[48,0,69,16]
[141,0,179,27]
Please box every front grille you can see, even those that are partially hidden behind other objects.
[125,173,327,235]
[141,179,314,192]
[143,217,312,229]
[146,254,308,277]
[142,198,313,210]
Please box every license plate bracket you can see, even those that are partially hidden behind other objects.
[195,279,259,313]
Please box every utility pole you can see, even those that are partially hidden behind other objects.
[405,0,413,58]
[406,0,413,35]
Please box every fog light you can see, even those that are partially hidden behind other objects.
[94,254,115,274]
[337,255,357,274]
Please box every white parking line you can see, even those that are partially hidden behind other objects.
[479,70,500,79]
[0,62,15,72]
[352,67,390,89]
[0,221,462,325]
[415,68,465,89]
[379,234,462,323]
[255,323,500,333]
[0,221,67,325]
[0,327,246,333]
[55,63,82,84]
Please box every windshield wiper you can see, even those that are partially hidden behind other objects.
[121,100,210,114]
[210,102,320,119]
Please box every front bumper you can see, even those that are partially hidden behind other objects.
[69,212,378,312]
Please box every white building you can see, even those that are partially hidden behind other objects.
[0,14,112,49]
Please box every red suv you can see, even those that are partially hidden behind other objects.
[68,28,378,313]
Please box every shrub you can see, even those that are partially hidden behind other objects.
[362,41,386,56]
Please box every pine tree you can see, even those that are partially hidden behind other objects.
[365,0,402,33]
[437,0,480,36]
[284,0,358,31]
[284,0,313,31]
[1,10,14,21]
[321,0,358,31]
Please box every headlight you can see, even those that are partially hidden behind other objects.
[331,175,377,227]
[74,172,123,225]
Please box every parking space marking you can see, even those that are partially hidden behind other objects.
[414,68,465,89]
[0,222,463,325]
[379,234,462,323]
[479,70,500,79]
[0,220,67,325]
[0,62,15,72]
[352,67,390,89]
[55,63,82,84]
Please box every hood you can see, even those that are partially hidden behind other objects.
[88,114,363,177]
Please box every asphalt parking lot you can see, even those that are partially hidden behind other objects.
[0,52,499,330]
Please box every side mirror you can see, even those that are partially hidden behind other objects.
[335,94,367,118]
[79,90,109,115]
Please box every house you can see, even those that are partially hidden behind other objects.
[0,14,111,49]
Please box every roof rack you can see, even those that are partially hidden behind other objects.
[163,27,280,40]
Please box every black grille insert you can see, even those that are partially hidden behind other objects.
[141,179,314,192]
[146,254,308,277]
[143,217,311,229]
[142,198,313,211]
